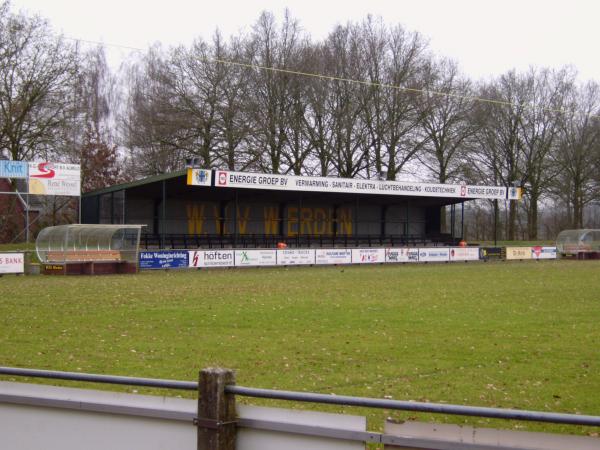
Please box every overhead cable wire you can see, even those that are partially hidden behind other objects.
[207,57,579,117]
[65,36,600,120]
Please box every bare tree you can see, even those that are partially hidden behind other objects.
[75,46,115,136]
[67,45,127,191]
[324,23,367,178]
[302,42,336,176]
[417,58,476,184]
[245,10,302,173]
[281,42,314,175]
[553,81,600,228]
[213,35,254,171]
[518,68,574,238]
[360,17,428,180]
[165,33,231,168]
[472,71,530,240]
[0,2,79,162]
[123,46,187,175]
[416,58,478,230]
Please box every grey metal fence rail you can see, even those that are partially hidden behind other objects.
[2,366,600,427]
[0,366,197,390]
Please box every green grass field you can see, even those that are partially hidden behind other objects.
[1,260,599,436]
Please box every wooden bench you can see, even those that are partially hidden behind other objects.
[43,250,135,275]
[47,250,121,262]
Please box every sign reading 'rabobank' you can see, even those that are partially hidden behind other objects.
[0,160,28,179]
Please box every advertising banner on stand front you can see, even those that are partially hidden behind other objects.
[449,247,480,261]
[139,251,188,269]
[0,253,24,274]
[506,247,532,260]
[235,249,277,267]
[530,246,557,260]
[213,169,508,200]
[189,250,235,268]
[315,249,352,265]
[352,248,386,264]
[418,248,450,262]
[28,162,81,196]
[385,248,419,263]
[277,249,315,266]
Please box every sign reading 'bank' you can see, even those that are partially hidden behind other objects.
[207,169,509,200]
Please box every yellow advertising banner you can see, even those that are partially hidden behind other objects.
[506,247,532,260]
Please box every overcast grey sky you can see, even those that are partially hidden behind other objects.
[9,0,600,82]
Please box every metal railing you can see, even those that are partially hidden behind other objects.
[2,366,599,427]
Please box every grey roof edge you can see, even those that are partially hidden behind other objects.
[82,170,187,198]
[41,224,146,230]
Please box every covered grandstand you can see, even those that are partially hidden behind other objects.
[82,168,516,249]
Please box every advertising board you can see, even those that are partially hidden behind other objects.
[277,249,315,266]
[449,247,480,261]
[506,247,532,260]
[530,246,557,260]
[479,247,504,260]
[0,382,196,450]
[189,250,235,268]
[214,169,508,200]
[237,404,366,450]
[0,160,28,179]
[352,248,386,264]
[139,251,188,269]
[418,248,450,262]
[234,249,277,267]
[315,249,352,265]
[43,264,65,274]
[0,253,24,274]
[385,248,419,263]
[28,162,81,196]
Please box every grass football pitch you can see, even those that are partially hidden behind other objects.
[1,260,599,435]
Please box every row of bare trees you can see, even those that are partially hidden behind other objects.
[1,3,599,240]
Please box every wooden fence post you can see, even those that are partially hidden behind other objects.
[197,367,236,450]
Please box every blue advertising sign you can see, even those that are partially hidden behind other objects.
[0,160,28,179]
[139,251,189,269]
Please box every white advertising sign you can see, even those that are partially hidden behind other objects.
[0,382,195,450]
[385,248,419,263]
[214,170,508,200]
[234,249,277,266]
[189,250,235,267]
[315,249,352,265]
[28,162,81,196]
[238,404,366,450]
[418,248,450,262]
[352,248,386,264]
[530,246,557,260]
[186,168,212,186]
[277,249,315,265]
[0,253,24,274]
[449,247,480,261]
